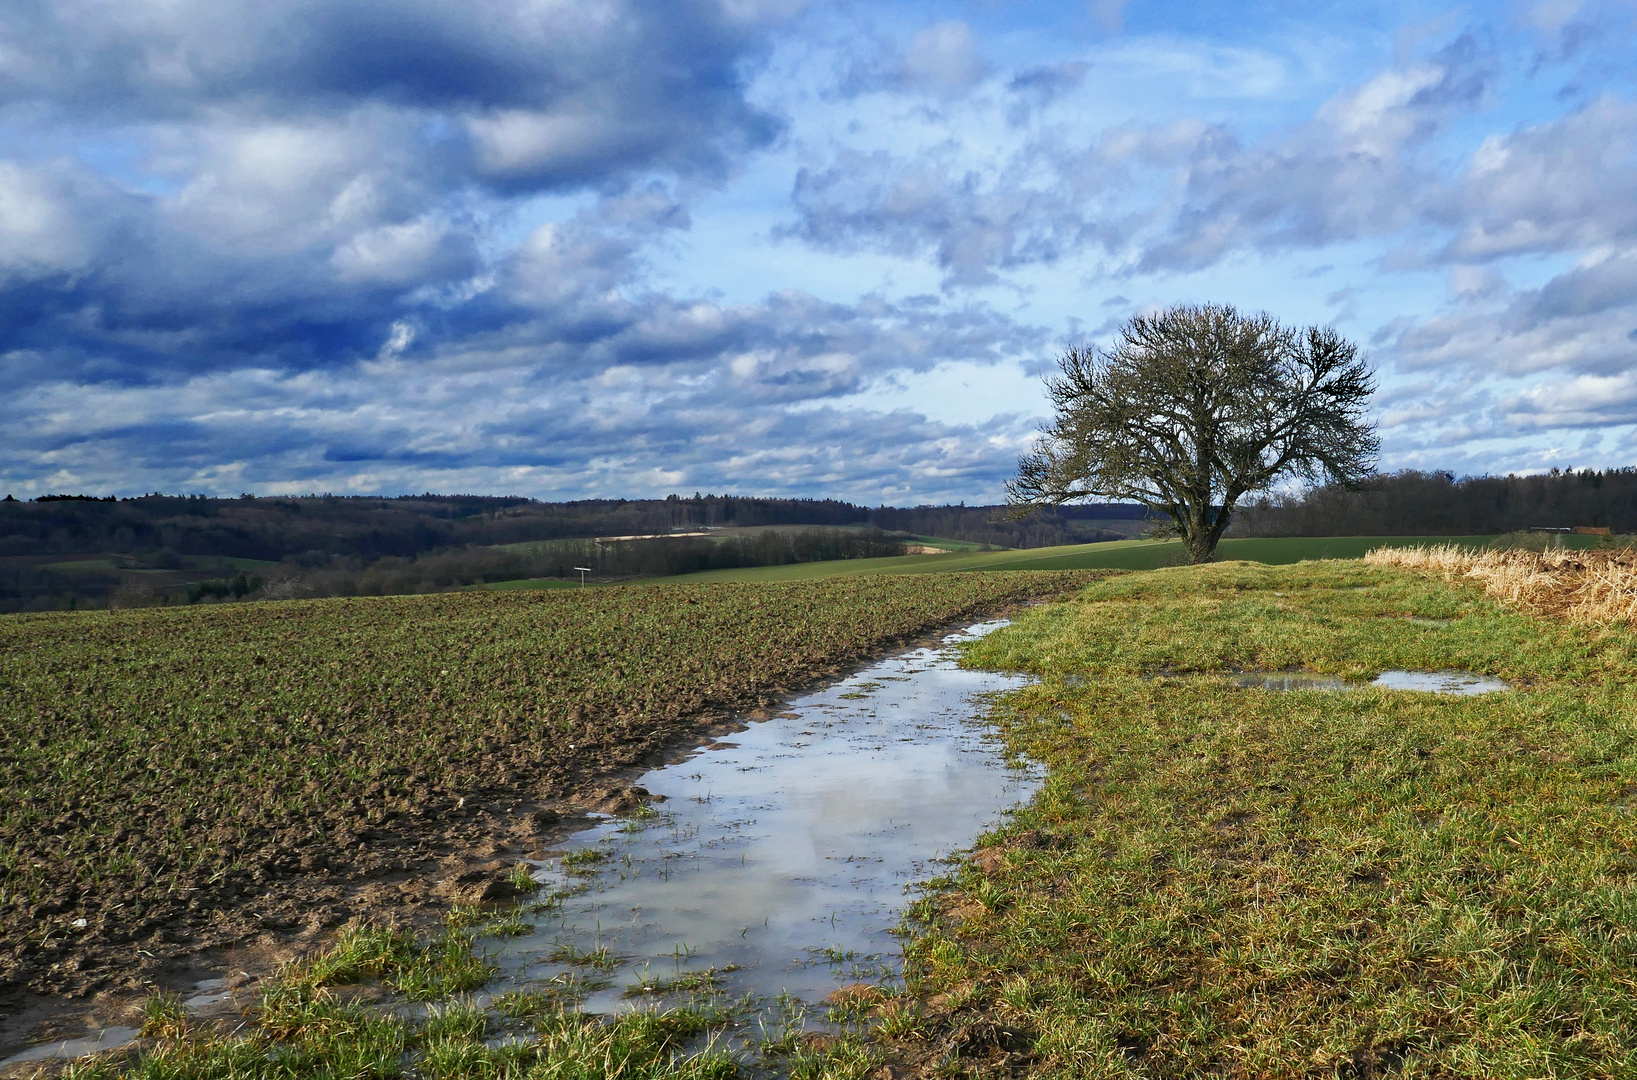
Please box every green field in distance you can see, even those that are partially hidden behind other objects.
[482,533,1607,590]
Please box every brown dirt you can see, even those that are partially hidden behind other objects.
[0,598,1080,1062]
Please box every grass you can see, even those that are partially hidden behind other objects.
[63,910,894,1080]
[63,917,741,1080]
[0,571,1096,993]
[482,535,1545,591]
[880,558,1637,1077]
[624,967,739,998]
[277,921,497,1001]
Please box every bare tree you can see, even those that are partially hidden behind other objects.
[1007,304,1378,563]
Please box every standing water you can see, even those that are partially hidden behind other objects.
[491,619,1038,1015]
[0,620,1036,1069]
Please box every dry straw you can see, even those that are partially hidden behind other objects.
[1365,543,1637,624]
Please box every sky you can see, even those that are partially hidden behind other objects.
[1,0,1635,504]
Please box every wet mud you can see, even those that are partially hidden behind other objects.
[0,601,1065,1064]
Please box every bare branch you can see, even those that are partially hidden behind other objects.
[1007,304,1377,562]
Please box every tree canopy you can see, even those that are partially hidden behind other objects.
[1007,304,1378,562]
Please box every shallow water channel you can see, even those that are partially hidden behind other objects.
[492,619,1037,1018]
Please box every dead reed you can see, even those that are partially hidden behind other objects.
[1364,543,1637,623]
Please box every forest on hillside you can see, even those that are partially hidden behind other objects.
[0,493,1145,560]
[0,493,1149,610]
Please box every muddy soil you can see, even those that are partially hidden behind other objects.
[0,599,1070,1062]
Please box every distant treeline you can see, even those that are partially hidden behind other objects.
[0,491,1153,610]
[266,529,912,600]
[1231,469,1637,536]
[0,492,1146,561]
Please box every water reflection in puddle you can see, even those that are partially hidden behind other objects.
[1372,670,1509,694]
[0,1027,141,1067]
[497,620,1037,1015]
[1230,672,1354,692]
[1169,670,1509,695]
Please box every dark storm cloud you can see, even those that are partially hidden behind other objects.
[1,0,1060,501]
[0,0,799,392]
[0,287,1041,501]
[0,0,787,189]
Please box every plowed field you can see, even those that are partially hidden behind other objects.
[0,571,1098,1001]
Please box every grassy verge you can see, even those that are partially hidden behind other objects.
[66,907,747,1080]
[485,536,1519,591]
[66,898,916,1080]
[869,559,1637,1077]
[0,571,1096,998]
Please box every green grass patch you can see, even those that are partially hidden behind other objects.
[901,559,1637,1076]
[483,535,1530,590]
[66,920,739,1080]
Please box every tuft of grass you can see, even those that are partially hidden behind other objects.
[784,1037,879,1080]
[477,907,535,940]
[275,920,497,1002]
[507,862,539,893]
[491,970,609,1015]
[138,993,188,1040]
[418,1000,487,1045]
[549,941,621,971]
[562,848,608,873]
[623,966,736,998]
[67,920,736,1080]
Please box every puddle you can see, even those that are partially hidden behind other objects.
[0,972,245,1068]
[182,977,234,1010]
[1372,670,1509,695]
[0,1027,140,1067]
[494,619,1037,1023]
[1156,669,1510,695]
[0,623,1035,1070]
[1230,672,1354,692]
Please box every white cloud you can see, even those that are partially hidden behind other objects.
[0,163,95,277]
[900,21,989,94]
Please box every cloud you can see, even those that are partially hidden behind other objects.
[837,19,991,99]
[0,286,1044,500]
[900,22,990,94]
[331,218,477,286]
[1134,34,1495,270]
[785,33,1501,284]
[782,134,1149,287]
[0,0,787,191]
[0,2,799,396]
[1089,0,1128,34]
[1435,95,1637,260]
[1007,62,1089,103]
[1387,251,1637,382]
[0,162,100,278]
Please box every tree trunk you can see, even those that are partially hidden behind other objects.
[1184,532,1217,563]
[1183,503,1217,563]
